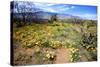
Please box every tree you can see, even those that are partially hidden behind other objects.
[51,14,57,23]
[12,1,36,26]
[11,1,43,24]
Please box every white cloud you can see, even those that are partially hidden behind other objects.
[33,2,76,13]
[42,7,57,12]
[71,6,75,8]
[84,14,96,17]
[53,6,75,11]
[34,2,57,8]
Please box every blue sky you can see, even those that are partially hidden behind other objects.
[13,1,97,20]
[34,2,97,20]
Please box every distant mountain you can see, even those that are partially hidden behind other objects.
[32,11,83,20]
[57,14,75,20]
[33,11,55,20]
[12,11,84,22]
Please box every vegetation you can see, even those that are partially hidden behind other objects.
[12,19,97,65]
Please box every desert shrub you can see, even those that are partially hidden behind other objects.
[80,20,97,61]
[41,40,52,48]
[81,32,97,60]
[14,22,25,27]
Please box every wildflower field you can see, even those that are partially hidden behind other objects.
[12,20,97,65]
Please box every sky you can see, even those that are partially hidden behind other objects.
[33,2,97,20]
[13,1,97,20]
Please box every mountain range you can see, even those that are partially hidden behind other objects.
[12,11,84,21]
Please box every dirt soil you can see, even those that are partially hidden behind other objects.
[54,47,71,64]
